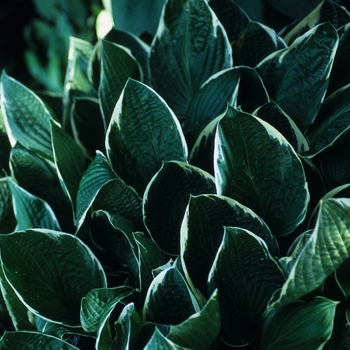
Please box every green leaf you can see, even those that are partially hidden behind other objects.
[109,0,166,36]
[143,266,197,325]
[259,297,337,350]
[133,232,169,297]
[215,106,309,236]
[7,177,60,231]
[336,258,350,323]
[0,108,11,174]
[255,22,339,132]
[106,78,188,195]
[254,101,309,154]
[149,0,232,116]
[0,229,106,326]
[99,39,142,125]
[0,178,13,228]
[181,194,279,297]
[167,289,220,350]
[186,67,240,141]
[232,21,286,67]
[0,331,79,349]
[10,143,73,232]
[80,286,134,333]
[112,303,142,350]
[0,71,54,160]
[51,121,86,211]
[306,84,350,156]
[144,327,191,350]
[207,227,285,347]
[143,161,216,255]
[271,198,350,308]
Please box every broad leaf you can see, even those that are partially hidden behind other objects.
[0,71,54,160]
[336,258,350,323]
[133,232,169,297]
[260,297,337,350]
[0,229,106,326]
[7,178,60,231]
[143,266,197,325]
[99,39,142,124]
[80,286,134,333]
[0,331,79,349]
[214,106,309,236]
[271,198,350,308]
[306,83,350,156]
[144,327,190,350]
[167,289,220,350]
[106,78,188,195]
[143,161,216,255]
[181,194,278,296]
[255,22,338,132]
[149,0,232,116]
[112,302,142,350]
[207,227,285,346]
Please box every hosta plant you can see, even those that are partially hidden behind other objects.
[0,0,350,349]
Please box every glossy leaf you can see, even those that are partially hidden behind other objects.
[149,0,232,116]
[51,121,86,211]
[112,303,142,350]
[80,286,134,333]
[271,198,350,308]
[306,83,350,156]
[144,327,190,350]
[99,39,142,124]
[232,21,286,67]
[255,22,338,132]
[181,194,278,296]
[143,161,216,255]
[0,71,53,160]
[143,266,196,325]
[0,229,107,326]
[106,78,188,195]
[7,177,60,231]
[0,331,79,350]
[336,257,350,323]
[260,297,337,350]
[214,106,309,236]
[207,227,285,346]
[167,289,220,349]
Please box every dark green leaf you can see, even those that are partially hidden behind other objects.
[255,22,339,132]
[232,21,286,67]
[71,97,106,159]
[0,229,106,326]
[271,198,350,308]
[143,266,197,325]
[306,84,350,156]
[80,286,134,333]
[186,68,240,141]
[167,289,220,349]
[7,178,60,231]
[110,0,166,36]
[336,258,350,323]
[215,106,309,236]
[182,194,278,297]
[133,232,169,297]
[230,0,264,22]
[144,327,191,350]
[0,178,13,228]
[260,297,337,350]
[267,0,324,19]
[0,71,54,160]
[112,303,142,350]
[208,227,285,346]
[51,121,86,211]
[143,161,216,255]
[149,0,232,116]
[99,39,142,125]
[255,101,309,154]
[106,78,188,195]
[0,108,11,174]
[0,331,79,349]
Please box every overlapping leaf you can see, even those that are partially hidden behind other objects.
[149,0,232,116]
[0,229,106,326]
[214,106,309,236]
[106,78,188,195]
[207,227,285,346]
